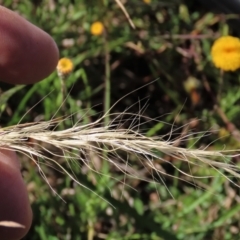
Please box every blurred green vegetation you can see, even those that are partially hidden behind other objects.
[1,0,240,239]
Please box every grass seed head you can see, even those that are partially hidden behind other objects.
[1,111,240,197]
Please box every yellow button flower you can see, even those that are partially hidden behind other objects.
[143,0,151,4]
[57,58,74,77]
[211,36,240,71]
[90,21,104,36]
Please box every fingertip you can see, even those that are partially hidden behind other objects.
[0,6,59,84]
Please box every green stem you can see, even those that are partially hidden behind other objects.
[104,34,111,127]
[59,75,67,128]
[61,78,67,109]
[102,29,111,169]
[217,69,224,103]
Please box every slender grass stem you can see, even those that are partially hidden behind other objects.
[217,69,224,102]
[103,33,111,127]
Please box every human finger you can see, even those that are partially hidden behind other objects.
[0,149,32,240]
[0,6,59,84]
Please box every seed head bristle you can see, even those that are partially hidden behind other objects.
[1,113,240,193]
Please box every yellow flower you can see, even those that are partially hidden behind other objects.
[90,21,104,36]
[143,0,151,4]
[57,58,74,77]
[211,36,240,71]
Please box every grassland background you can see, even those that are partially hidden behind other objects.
[1,0,240,239]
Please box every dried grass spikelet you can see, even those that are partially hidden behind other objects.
[0,221,25,228]
[1,109,240,198]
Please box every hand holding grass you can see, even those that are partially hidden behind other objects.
[1,4,240,240]
[0,6,58,239]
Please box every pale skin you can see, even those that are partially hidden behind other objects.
[0,6,59,240]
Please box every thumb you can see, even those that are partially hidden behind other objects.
[0,149,32,240]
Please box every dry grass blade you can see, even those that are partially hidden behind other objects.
[114,0,135,29]
[0,221,25,228]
